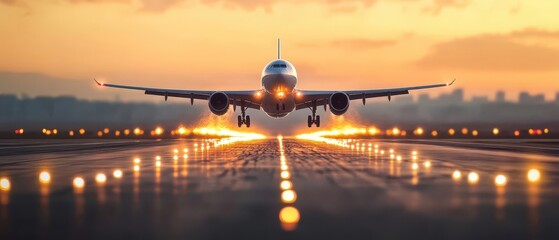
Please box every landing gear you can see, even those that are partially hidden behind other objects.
[307,101,320,128]
[237,104,251,128]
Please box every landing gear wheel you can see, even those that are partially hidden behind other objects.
[315,115,320,127]
[237,115,242,127]
[245,115,251,128]
[308,115,313,128]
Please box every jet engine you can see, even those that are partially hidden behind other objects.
[329,92,350,115]
[208,92,230,115]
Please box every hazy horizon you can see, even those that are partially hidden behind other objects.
[1,0,559,103]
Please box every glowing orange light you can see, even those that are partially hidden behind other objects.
[279,206,300,224]
[461,128,468,135]
[514,130,520,137]
[0,177,11,191]
[472,130,479,136]
[528,129,535,135]
[277,91,285,98]
[392,127,400,136]
[134,128,142,136]
[39,171,51,184]
[178,127,187,135]
[468,172,479,184]
[155,161,162,167]
[527,169,540,182]
[155,127,164,135]
[415,127,424,135]
[97,131,103,137]
[411,163,419,170]
[495,175,507,186]
[492,128,500,135]
[42,128,47,133]
[431,130,438,137]
[452,170,461,180]
[296,91,302,97]
[79,128,86,135]
[423,161,431,168]
[69,130,75,136]
[133,165,140,172]
[95,173,107,184]
[113,169,123,178]
[281,190,297,203]
[448,128,455,136]
[103,128,110,134]
[73,177,85,189]
[280,180,292,190]
[124,129,130,135]
[544,128,549,134]
[255,91,262,97]
[281,171,290,179]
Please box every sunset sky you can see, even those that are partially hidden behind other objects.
[1,0,559,101]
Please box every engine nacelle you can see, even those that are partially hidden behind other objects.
[329,92,350,115]
[208,92,230,115]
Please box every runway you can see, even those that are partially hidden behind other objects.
[0,138,558,239]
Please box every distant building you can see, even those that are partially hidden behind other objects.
[519,92,545,104]
[437,89,464,104]
[495,91,505,103]
[471,96,489,104]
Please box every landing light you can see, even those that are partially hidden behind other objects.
[281,190,297,203]
[73,177,85,189]
[495,175,507,186]
[95,173,107,184]
[113,169,123,178]
[468,172,479,183]
[0,178,10,191]
[527,169,540,182]
[39,171,51,184]
[452,170,461,180]
[279,206,300,224]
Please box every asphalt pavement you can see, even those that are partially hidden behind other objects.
[0,138,558,239]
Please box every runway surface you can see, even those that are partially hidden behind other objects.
[0,138,558,239]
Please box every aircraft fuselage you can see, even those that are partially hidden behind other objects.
[260,59,298,118]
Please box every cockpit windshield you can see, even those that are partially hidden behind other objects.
[272,63,287,68]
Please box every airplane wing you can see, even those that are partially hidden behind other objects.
[295,79,455,110]
[94,79,261,110]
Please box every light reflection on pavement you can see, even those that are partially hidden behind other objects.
[0,138,558,239]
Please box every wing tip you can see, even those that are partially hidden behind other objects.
[94,78,104,86]
[447,79,456,86]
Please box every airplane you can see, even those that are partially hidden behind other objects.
[95,39,454,128]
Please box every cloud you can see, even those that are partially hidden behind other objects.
[422,0,470,15]
[509,28,559,39]
[0,0,473,14]
[416,29,559,71]
[300,38,398,50]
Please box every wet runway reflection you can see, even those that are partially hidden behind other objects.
[0,138,558,239]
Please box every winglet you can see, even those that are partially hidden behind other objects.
[94,78,104,86]
[447,79,456,86]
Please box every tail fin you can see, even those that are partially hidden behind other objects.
[277,38,281,59]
